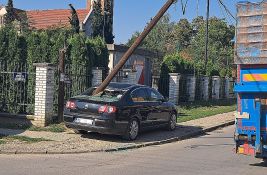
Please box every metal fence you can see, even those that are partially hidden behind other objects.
[157,74,236,102]
[0,61,35,115]
[53,64,93,114]
[179,75,188,102]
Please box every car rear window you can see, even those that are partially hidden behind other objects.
[78,88,126,102]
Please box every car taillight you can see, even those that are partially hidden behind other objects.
[98,105,107,113]
[98,105,117,114]
[66,101,76,109]
[107,106,116,113]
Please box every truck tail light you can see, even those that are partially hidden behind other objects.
[98,105,117,114]
[66,101,76,109]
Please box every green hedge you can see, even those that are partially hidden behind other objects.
[158,53,194,97]
[0,26,109,114]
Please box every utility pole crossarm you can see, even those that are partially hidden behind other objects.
[93,0,177,95]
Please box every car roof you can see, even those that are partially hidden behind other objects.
[94,82,146,91]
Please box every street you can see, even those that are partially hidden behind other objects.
[0,125,266,175]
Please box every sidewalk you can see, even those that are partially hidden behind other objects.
[0,112,235,154]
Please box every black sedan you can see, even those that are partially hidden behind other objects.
[64,83,178,140]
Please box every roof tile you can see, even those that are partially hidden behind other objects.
[26,9,89,29]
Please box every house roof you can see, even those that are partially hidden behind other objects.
[26,9,89,29]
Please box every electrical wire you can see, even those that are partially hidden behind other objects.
[196,0,199,17]
[181,0,189,15]
[217,0,234,24]
[218,0,236,21]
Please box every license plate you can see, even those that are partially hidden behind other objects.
[74,118,93,125]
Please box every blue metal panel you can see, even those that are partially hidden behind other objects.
[235,67,267,93]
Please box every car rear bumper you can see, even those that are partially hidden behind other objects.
[64,114,128,135]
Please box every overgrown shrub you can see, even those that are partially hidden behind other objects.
[158,52,195,97]
[0,26,109,114]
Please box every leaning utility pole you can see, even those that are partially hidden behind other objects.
[93,0,177,95]
[204,0,210,75]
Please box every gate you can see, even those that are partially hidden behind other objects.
[179,75,187,102]
[53,63,93,114]
[0,61,35,115]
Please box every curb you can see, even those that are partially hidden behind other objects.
[0,120,235,155]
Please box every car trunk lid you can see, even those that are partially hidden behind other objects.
[69,95,118,116]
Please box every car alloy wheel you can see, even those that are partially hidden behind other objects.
[123,118,139,141]
[129,119,139,140]
[168,114,177,131]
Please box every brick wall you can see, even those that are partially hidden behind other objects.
[33,63,55,127]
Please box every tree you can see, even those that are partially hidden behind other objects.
[127,14,174,53]
[127,16,234,77]
[68,4,80,34]
[190,17,235,76]
[192,16,204,35]
[4,0,15,25]
[92,0,104,38]
[103,0,114,44]
[167,18,193,51]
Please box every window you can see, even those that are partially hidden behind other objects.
[131,88,149,102]
[81,87,126,102]
[147,88,164,102]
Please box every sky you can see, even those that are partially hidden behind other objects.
[0,0,264,44]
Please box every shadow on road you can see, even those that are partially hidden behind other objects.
[250,161,267,167]
[80,125,205,144]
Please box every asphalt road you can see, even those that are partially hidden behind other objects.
[0,125,266,175]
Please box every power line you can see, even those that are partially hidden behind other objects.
[181,0,189,15]
[217,0,234,24]
[196,0,199,17]
[218,0,236,21]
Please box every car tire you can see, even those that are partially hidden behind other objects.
[166,113,177,131]
[122,118,139,141]
[73,129,87,135]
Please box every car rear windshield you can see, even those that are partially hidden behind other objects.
[77,88,126,102]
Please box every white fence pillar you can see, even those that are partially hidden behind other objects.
[33,63,55,127]
[200,76,209,101]
[169,73,181,105]
[212,76,221,100]
[92,67,103,86]
[186,75,196,102]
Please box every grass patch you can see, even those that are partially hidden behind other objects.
[177,99,236,123]
[6,136,51,143]
[0,135,51,144]
[28,123,66,133]
[0,123,66,133]
[0,140,6,144]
